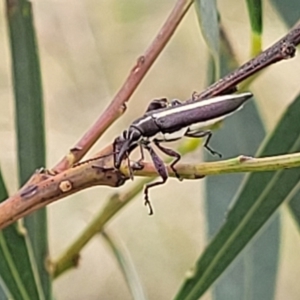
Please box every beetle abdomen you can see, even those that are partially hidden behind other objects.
[153,93,251,133]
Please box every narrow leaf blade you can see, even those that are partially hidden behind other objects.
[201,25,279,299]
[246,0,263,35]
[102,231,146,300]
[175,93,300,300]
[270,0,300,234]
[195,0,220,78]
[6,0,50,298]
[270,0,299,28]
[245,0,263,55]
[0,170,38,300]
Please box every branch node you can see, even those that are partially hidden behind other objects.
[59,180,73,193]
[194,174,205,179]
[280,41,296,59]
[239,155,254,162]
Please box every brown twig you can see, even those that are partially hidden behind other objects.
[0,146,119,229]
[191,23,300,100]
[2,151,300,230]
[53,0,194,173]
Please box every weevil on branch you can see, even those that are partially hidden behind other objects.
[113,92,253,214]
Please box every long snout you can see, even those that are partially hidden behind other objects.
[114,139,131,169]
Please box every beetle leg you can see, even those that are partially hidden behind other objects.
[153,139,182,180]
[143,144,168,215]
[185,130,222,157]
[127,156,134,180]
[145,98,168,112]
[170,99,182,106]
[140,143,145,160]
[192,91,197,101]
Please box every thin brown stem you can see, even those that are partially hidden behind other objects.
[53,0,194,173]
[191,23,300,100]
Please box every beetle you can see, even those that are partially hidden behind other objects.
[113,92,253,214]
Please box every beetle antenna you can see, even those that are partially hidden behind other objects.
[72,151,117,167]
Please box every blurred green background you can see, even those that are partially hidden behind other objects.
[1,0,300,299]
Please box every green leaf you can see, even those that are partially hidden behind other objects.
[270,0,300,234]
[245,0,263,55]
[0,170,41,300]
[102,231,146,300]
[6,0,50,298]
[195,0,220,79]
[174,28,281,299]
[270,0,300,28]
[206,105,279,299]
[246,0,263,35]
[288,192,300,229]
[203,34,279,300]
[175,92,300,300]
[0,277,13,299]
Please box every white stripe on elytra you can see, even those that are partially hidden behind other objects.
[133,93,250,127]
[134,115,152,127]
[152,93,250,119]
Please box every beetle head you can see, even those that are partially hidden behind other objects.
[114,127,142,169]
